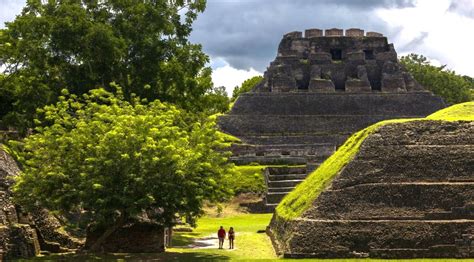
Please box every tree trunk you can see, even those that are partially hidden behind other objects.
[88,214,127,252]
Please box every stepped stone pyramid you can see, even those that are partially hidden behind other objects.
[268,104,474,258]
[219,28,446,207]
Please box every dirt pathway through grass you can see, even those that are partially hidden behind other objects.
[168,213,275,260]
[182,233,240,250]
[186,234,217,249]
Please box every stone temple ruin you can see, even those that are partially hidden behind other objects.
[0,146,86,259]
[269,114,474,258]
[219,28,446,209]
[259,28,421,93]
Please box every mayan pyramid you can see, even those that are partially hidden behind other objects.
[219,28,446,208]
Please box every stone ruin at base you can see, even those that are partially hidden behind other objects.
[0,144,168,259]
[218,28,446,209]
[0,146,84,259]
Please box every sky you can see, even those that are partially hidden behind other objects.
[1,0,474,95]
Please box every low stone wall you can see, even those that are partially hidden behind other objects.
[272,218,474,258]
[220,114,399,136]
[229,92,445,116]
[229,143,333,165]
[236,134,348,146]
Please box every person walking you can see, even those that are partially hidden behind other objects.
[217,226,226,249]
[228,227,235,249]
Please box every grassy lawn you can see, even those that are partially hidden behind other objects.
[169,213,276,260]
[23,213,275,261]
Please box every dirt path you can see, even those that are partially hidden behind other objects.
[185,234,238,250]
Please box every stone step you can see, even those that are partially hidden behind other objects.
[448,178,474,182]
[265,192,289,204]
[268,187,295,193]
[231,156,308,165]
[267,166,307,175]
[268,179,304,188]
[268,173,307,181]
[265,203,278,211]
[369,248,430,258]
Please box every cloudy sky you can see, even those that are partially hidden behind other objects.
[2,0,474,95]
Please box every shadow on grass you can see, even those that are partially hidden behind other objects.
[172,232,201,246]
[21,251,231,261]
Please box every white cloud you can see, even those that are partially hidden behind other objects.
[377,0,474,76]
[211,58,262,95]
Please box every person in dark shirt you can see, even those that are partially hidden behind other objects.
[217,226,226,249]
[228,227,235,249]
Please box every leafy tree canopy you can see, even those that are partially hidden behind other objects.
[0,0,228,132]
[10,85,234,249]
[231,75,263,101]
[400,53,473,104]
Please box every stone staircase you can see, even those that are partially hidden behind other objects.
[264,166,309,210]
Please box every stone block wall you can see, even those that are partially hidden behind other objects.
[346,28,364,37]
[325,28,343,36]
[256,28,422,93]
[305,28,323,37]
[228,93,445,117]
[1,147,83,259]
[219,92,445,166]
[1,147,41,259]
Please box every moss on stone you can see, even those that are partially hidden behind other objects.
[427,101,474,121]
[218,131,241,144]
[231,165,267,194]
[231,164,305,195]
[299,59,309,64]
[275,101,473,221]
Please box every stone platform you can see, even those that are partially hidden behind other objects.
[219,92,445,167]
[221,92,445,139]
[269,120,474,258]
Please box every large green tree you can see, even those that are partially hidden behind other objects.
[400,54,473,104]
[0,0,227,131]
[11,86,234,250]
[231,75,263,102]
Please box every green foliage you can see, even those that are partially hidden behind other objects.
[217,132,241,144]
[229,164,306,195]
[276,102,474,220]
[231,76,263,102]
[400,54,473,104]
[198,86,230,115]
[231,165,267,194]
[0,0,229,132]
[10,86,234,230]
